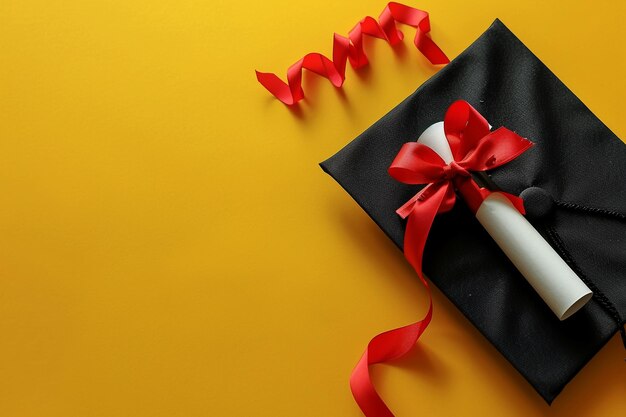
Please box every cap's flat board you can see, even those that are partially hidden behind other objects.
[322,19,626,403]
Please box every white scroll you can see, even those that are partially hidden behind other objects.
[418,122,592,320]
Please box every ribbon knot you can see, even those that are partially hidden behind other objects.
[442,160,469,181]
[350,100,534,417]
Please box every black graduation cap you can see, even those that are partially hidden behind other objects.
[320,19,626,403]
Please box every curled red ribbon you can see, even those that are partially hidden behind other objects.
[255,2,449,105]
[350,101,533,416]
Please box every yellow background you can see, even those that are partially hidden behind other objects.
[1,0,624,415]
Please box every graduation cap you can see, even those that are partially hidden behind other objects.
[320,19,626,411]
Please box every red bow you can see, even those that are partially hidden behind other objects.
[350,101,533,417]
[389,100,533,271]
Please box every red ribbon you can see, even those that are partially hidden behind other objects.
[255,2,449,105]
[350,101,533,416]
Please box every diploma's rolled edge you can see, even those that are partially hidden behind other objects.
[560,291,593,321]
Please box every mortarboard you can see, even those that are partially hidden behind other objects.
[320,19,626,406]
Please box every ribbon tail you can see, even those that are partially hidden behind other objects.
[395,183,440,219]
[350,304,432,417]
[414,21,450,65]
[350,182,449,417]
[396,194,419,219]
[255,70,303,106]
[256,3,448,105]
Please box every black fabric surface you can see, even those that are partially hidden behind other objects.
[320,19,626,403]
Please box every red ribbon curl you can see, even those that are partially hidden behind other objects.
[350,101,533,416]
[255,2,449,105]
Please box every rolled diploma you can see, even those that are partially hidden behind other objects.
[418,122,592,320]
